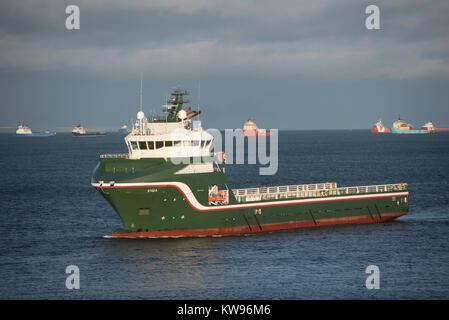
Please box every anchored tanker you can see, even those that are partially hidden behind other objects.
[91,88,409,238]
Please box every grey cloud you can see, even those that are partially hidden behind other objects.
[0,0,448,80]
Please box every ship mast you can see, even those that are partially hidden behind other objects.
[165,88,190,122]
[137,73,145,135]
[140,72,143,113]
[198,81,201,125]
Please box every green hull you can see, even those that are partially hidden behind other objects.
[92,157,409,237]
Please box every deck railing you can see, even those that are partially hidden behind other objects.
[233,182,337,197]
[232,183,407,203]
[100,154,129,159]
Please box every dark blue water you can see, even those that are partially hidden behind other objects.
[0,131,448,299]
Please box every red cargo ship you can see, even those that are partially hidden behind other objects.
[371,120,391,133]
[421,121,449,132]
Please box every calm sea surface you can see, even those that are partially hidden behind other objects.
[0,131,448,299]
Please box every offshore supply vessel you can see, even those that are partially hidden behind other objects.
[421,121,449,132]
[118,125,130,135]
[391,116,430,134]
[372,118,449,134]
[242,119,272,136]
[15,124,56,137]
[371,120,391,133]
[91,88,409,238]
[72,125,106,137]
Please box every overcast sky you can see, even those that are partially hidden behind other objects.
[0,0,448,130]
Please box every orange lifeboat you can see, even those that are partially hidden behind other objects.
[208,190,227,202]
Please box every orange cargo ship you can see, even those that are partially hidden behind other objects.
[243,119,272,136]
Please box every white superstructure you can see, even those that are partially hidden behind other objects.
[16,124,32,135]
[72,125,87,135]
[421,121,435,131]
[243,119,259,131]
[125,109,214,160]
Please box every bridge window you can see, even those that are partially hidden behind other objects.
[193,140,200,146]
[155,141,163,149]
[147,141,154,149]
[130,141,138,150]
[165,141,173,147]
[201,140,212,147]
[174,140,181,146]
[138,141,147,150]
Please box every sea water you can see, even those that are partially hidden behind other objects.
[0,131,448,299]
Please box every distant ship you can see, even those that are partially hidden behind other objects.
[15,124,56,137]
[391,116,430,134]
[420,121,436,133]
[242,119,271,136]
[118,125,129,135]
[371,120,391,133]
[421,121,449,132]
[72,124,106,137]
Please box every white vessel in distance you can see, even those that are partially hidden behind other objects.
[118,125,130,134]
[16,124,32,135]
[15,123,56,137]
[72,124,106,137]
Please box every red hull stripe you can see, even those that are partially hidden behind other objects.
[106,212,407,238]
[94,182,408,212]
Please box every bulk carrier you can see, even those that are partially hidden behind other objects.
[91,88,409,238]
